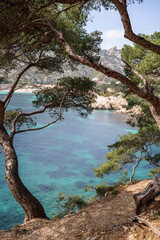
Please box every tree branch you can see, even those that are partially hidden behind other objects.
[109,0,160,55]
[37,22,159,107]
[12,93,66,136]
[52,2,81,20]
[130,150,143,183]
[3,50,43,107]
[121,58,148,87]
[144,148,160,168]
[3,63,34,107]
[23,1,57,25]
[11,101,56,137]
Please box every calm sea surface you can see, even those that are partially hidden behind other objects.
[0,93,153,230]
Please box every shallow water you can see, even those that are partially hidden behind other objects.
[0,93,154,230]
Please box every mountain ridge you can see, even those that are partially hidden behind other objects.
[1,47,123,87]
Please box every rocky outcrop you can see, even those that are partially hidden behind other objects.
[0,84,11,90]
[92,94,127,110]
[92,94,141,115]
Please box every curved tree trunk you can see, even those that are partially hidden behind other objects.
[150,105,160,130]
[0,127,47,223]
[133,173,160,215]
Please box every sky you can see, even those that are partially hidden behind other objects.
[86,0,160,50]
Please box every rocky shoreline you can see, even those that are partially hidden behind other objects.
[0,86,141,115]
[92,94,141,115]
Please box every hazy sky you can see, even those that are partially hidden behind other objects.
[86,0,160,50]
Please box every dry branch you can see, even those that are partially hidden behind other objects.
[134,216,160,238]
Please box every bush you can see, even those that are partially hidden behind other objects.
[85,181,124,199]
[95,182,109,197]
[55,192,87,218]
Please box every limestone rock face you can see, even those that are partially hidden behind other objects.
[92,94,127,111]
[92,94,141,115]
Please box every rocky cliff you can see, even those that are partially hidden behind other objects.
[92,94,141,115]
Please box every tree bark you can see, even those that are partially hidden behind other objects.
[110,0,160,55]
[133,173,160,215]
[150,105,160,130]
[0,127,47,223]
[0,100,5,128]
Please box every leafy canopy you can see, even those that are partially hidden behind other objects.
[122,32,160,94]
[0,0,102,73]
[94,34,160,180]
[33,76,97,118]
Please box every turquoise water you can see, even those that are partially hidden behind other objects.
[0,93,154,230]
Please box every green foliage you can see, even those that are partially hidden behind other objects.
[0,75,5,83]
[55,192,87,217]
[148,167,160,177]
[0,0,143,72]
[84,185,94,192]
[94,33,160,181]
[33,77,97,118]
[122,32,160,95]
[85,181,123,198]
[55,180,124,218]
[0,1,102,74]
[121,169,129,183]
[94,125,160,179]
[4,109,36,130]
[85,182,109,197]
[81,0,143,13]
[95,182,109,197]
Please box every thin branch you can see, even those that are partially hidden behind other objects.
[35,50,44,64]
[52,2,80,19]
[12,93,66,136]
[121,58,148,87]
[3,63,34,106]
[23,1,57,25]
[22,0,84,26]
[4,92,14,110]
[11,102,55,137]
[145,148,160,168]
[130,150,143,183]
[3,50,43,107]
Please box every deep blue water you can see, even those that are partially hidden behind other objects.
[0,93,154,230]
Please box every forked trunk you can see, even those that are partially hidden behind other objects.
[133,173,160,214]
[0,127,47,223]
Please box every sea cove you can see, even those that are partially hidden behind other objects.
[0,93,152,230]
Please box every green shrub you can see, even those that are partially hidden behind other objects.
[55,192,87,218]
[95,182,109,197]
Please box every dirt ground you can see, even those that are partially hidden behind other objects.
[0,180,160,240]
